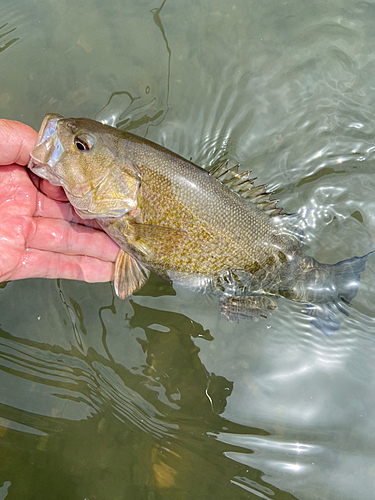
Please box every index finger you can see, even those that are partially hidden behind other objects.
[0,119,37,166]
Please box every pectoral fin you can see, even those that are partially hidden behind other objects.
[114,250,150,299]
[130,222,188,257]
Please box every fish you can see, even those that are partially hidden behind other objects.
[28,113,373,334]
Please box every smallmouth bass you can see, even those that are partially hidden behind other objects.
[28,114,373,333]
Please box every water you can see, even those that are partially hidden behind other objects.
[1,0,375,498]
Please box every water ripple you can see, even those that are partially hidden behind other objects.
[0,334,177,439]
[2,0,375,498]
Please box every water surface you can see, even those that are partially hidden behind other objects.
[1,0,375,498]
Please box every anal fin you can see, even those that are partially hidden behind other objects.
[114,250,150,299]
[219,295,277,322]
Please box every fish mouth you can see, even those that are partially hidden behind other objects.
[28,113,65,186]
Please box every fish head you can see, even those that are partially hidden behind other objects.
[28,114,141,219]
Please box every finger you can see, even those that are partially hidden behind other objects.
[35,191,105,230]
[35,191,79,221]
[11,249,115,282]
[40,178,68,201]
[27,217,120,262]
[29,170,68,202]
[0,119,37,166]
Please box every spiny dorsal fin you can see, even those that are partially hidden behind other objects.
[207,161,282,217]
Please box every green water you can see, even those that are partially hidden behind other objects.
[1,0,375,498]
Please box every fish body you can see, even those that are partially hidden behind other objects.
[28,114,372,332]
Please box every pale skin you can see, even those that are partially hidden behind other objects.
[0,119,119,283]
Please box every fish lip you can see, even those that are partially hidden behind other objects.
[27,113,70,190]
[27,113,64,173]
[33,113,63,150]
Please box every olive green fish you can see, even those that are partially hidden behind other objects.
[28,114,373,333]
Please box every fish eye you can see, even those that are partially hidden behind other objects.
[74,135,94,152]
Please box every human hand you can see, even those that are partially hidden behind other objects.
[0,118,119,283]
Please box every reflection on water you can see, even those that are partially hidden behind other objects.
[95,0,171,132]
[0,24,19,54]
[1,0,375,498]
[0,292,272,500]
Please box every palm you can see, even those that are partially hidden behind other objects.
[0,163,118,283]
[0,165,37,280]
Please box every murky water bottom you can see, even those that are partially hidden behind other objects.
[1,0,375,499]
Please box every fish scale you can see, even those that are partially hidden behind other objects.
[136,169,280,276]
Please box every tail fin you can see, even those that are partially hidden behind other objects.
[332,250,374,305]
[304,250,374,335]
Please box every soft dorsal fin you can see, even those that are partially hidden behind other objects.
[208,160,282,217]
